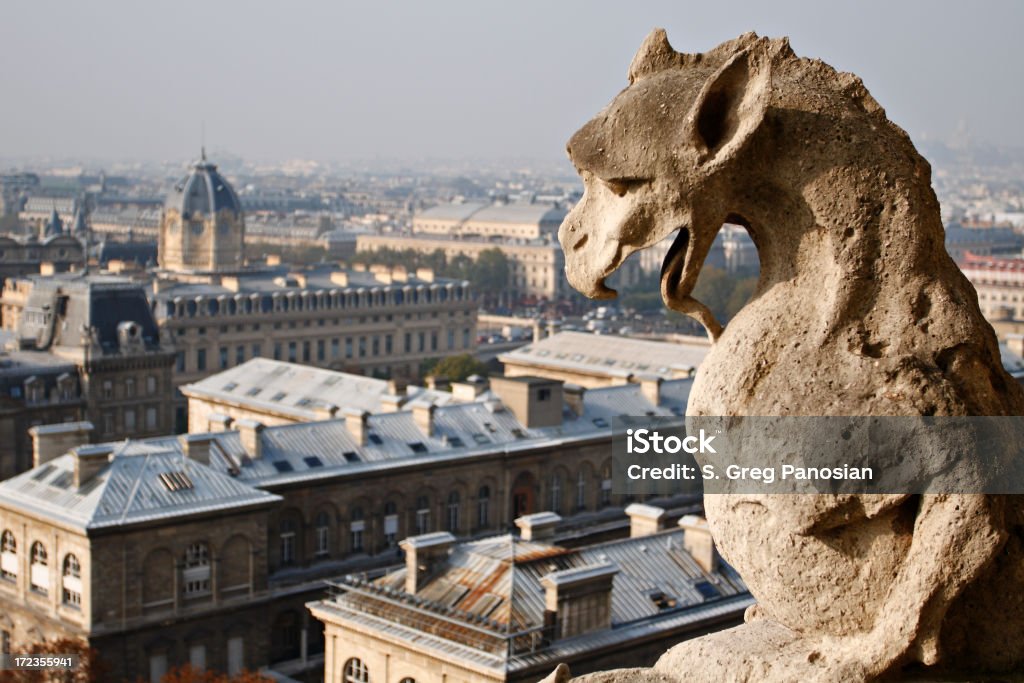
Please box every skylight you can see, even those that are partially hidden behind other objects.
[159,471,194,492]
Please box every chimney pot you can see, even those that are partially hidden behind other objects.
[412,402,436,437]
[207,413,233,432]
[400,532,455,594]
[72,444,114,489]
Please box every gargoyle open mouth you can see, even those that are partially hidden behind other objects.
[661,227,724,341]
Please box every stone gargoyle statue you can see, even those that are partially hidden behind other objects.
[549,29,1024,682]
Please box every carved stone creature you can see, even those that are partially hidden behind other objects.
[553,29,1024,681]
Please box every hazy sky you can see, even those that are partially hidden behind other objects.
[1,1,1021,164]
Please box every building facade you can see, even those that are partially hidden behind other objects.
[0,373,696,681]
[0,273,176,478]
[958,252,1024,338]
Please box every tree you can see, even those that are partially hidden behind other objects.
[423,354,489,382]
[469,249,510,298]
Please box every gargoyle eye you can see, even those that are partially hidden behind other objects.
[602,177,650,197]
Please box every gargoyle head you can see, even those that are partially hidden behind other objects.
[559,29,779,340]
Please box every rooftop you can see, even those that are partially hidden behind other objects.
[500,331,709,380]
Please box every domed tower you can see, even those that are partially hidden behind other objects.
[159,150,245,273]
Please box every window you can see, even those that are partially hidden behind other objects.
[197,349,207,371]
[176,351,185,372]
[30,541,48,594]
[303,341,311,362]
[146,375,157,395]
[189,644,206,671]
[149,653,167,683]
[1,629,9,655]
[62,554,81,607]
[350,508,365,552]
[125,378,136,398]
[102,380,113,400]
[447,492,460,532]
[252,343,262,358]
[227,637,244,676]
[1,530,16,580]
[551,475,562,514]
[288,342,297,362]
[124,408,136,432]
[315,512,330,557]
[600,465,613,507]
[280,520,296,565]
[343,658,369,683]
[576,471,587,510]
[331,338,340,358]
[236,345,245,365]
[415,496,430,535]
[273,343,282,361]
[477,486,490,528]
[146,407,158,430]
[219,346,229,369]
[183,543,210,596]
[384,502,398,547]
[317,339,325,362]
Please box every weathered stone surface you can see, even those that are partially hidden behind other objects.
[552,28,1024,682]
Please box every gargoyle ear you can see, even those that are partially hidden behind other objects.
[685,43,773,166]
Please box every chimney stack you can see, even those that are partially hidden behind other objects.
[400,532,455,594]
[679,514,718,573]
[450,375,488,403]
[488,376,563,428]
[563,383,585,417]
[638,375,662,407]
[180,433,216,466]
[515,511,561,542]
[412,402,435,437]
[29,421,93,468]
[237,419,264,459]
[207,413,233,432]
[625,503,666,537]
[541,562,618,640]
[72,444,114,489]
[345,409,369,446]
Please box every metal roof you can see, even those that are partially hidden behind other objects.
[500,332,709,380]
[317,527,751,671]
[0,446,280,531]
[181,358,453,418]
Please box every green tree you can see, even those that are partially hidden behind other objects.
[423,354,489,382]
[469,249,510,298]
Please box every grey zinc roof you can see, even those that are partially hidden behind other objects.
[0,377,692,523]
[166,157,243,218]
[322,528,750,670]
[0,446,280,531]
[415,202,488,222]
[468,203,566,226]
[500,331,709,380]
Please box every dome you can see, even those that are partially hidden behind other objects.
[165,150,242,220]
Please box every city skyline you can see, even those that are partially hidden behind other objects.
[1,0,1022,166]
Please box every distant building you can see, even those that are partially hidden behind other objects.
[0,234,83,281]
[0,273,176,477]
[413,201,566,240]
[309,510,751,683]
[944,224,1023,261]
[958,252,1024,338]
[181,358,454,430]
[0,372,696,681]
[358,232,570,300]
[500,331,707,388]
[638,224,758,275]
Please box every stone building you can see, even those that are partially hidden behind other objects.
[500,331,707,388]
[309,510,752,683]
[181,357,453,430]
[0,273,176,477]
[0,373,696,681]
[412,202,566,240]
[958,251,1024,337]
[0,233,84,281]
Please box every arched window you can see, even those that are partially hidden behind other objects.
[551,474,562,514]
[415,495,430,535]
[350,507,365,553]
[1,530,16,581]
[398,678,416,683]
[446,492,460,533]
[343,658,369,683]
[384,501,399,547]
[600,464,613,507]
[576,471,587,511]
[315,512,330,557]
[477,486,490,529]
[183,542,210,596]
[30,541,48,594]
[62,554,81,607]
